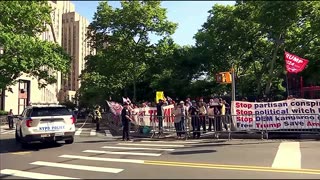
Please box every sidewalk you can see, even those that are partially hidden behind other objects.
[0,118,7,125]
[129,130,320,140]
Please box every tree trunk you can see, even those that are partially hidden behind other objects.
[124,88,128,98]
[49,17,57,44]
[264,34,282,95]
[133,80,136,103]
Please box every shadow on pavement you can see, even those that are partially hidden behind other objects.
[76,139,116,144]
[170,149,217,155]
[187,141,278,148]
[0,138,63,154]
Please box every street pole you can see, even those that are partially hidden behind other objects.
[231,66,236,102]
[231,65,236,131]
[286,72,290,97]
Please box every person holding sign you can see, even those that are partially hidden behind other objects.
[156,99,164,134]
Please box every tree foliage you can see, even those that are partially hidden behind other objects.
[80,1,320,106]
[80,1,177,105]
[0,1,70,89]
[195,1,320,98]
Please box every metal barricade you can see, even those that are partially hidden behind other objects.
[145,114,233,140]
[106,112,320,140]
[231,113,320,140]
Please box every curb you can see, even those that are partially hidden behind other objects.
[130,132,320,140]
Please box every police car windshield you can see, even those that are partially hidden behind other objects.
[31,107,72,117]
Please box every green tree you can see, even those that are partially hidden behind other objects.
[0,1,70,89]
[82,1,177,103]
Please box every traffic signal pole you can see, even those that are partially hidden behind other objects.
[230,66,236,131]
[231,67,236,102]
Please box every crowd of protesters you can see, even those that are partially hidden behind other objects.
[81,93,302,141]
[154,97,231,139]
[100,97,232,140]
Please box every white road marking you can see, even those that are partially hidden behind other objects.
[117,143,184,147]
[59,155,145,164]
[0,169,78,179]
[30,161,123,173]
[140,140,202,144]
[75,117,89,136]
[75,128,82,136]
[101,146,175,151]
[0,125,10,130]
[105,130,113,137]
[1,130,15,134]
[83,150,161,156]
[90,129,96,136]
[272,142,301,169]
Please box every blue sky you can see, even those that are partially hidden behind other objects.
[72,1,235,46]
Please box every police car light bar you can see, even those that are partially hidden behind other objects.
[30,102,60,105]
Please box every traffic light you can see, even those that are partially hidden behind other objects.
[216,72,232,84]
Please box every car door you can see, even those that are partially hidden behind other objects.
[17,108,27,136]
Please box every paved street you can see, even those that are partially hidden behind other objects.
[0,120,112,138]
[1,128,320,179]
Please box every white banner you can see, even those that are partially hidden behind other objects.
[231,99,320,130]
[107,100,175,127]
[131,105,174,127]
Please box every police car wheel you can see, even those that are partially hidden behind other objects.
[15,129,20,142]
[65,138,74,144]
[19,129,29,148]
[21,142,29,149]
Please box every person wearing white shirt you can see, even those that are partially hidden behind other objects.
[179,101,187,136]
[198,102,207,133]
[184,100,191,132]
[172,102,182,138]
[207,104,215,131]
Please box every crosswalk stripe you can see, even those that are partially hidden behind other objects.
[272,142,301,169]
[30,161,123,173]
[0,169,78,179]
[117,143,184,147]
[83,150,162,157]
[59,155,145,164]
[75,128,82,136]
[0,125,8,130]
[101,146,175,151]
[140,140,202,144]
[90,129,96,136]
[105,130,113,137]
[1,130,15,134]
[11,151,32,155]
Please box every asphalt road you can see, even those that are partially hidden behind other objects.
[1,128,320,179]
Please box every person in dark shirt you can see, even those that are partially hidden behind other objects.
[121,102,132,141]
[214,98,223,132]
[188,100,200,139]
[156,99,164,132]
[7,109,14,129]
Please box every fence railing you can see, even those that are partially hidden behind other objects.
[104,113,320,140]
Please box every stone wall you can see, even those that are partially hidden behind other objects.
[0,116,7,125]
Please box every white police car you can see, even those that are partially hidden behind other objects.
[15,103,76,147]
